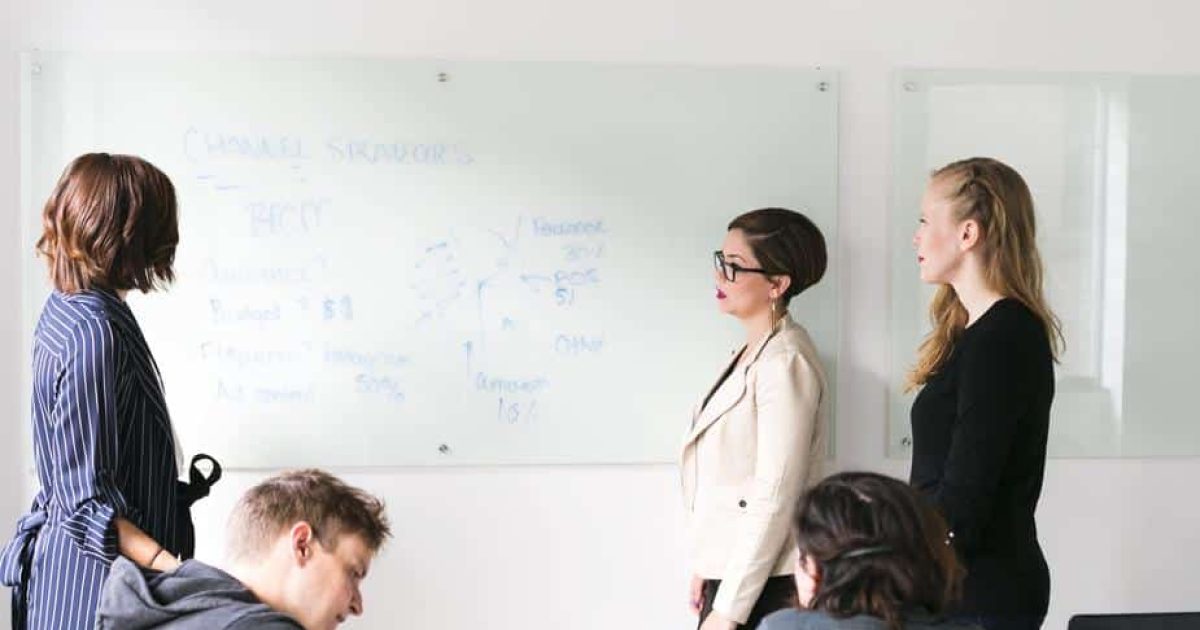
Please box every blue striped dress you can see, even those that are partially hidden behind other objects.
[1,289,185,630]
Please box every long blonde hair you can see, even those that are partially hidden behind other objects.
[907,157,1064,390]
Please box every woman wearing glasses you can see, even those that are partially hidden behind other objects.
[681,208,830,630]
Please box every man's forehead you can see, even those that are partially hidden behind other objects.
[330,532,376,561]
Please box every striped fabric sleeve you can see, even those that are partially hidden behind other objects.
[53,316,132,564]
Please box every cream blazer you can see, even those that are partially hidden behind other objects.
[680,315,828,624]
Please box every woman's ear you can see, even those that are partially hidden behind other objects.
[958,219,981,251]
[770,274,792,300]
[803,554,821,587]
[794,553,822,608]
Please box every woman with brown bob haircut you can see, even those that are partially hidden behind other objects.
[684,208,830,630]
[0,153,217,629]
[758,472,979,630]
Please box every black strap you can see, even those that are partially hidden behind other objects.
[179,454,222,507]
[10,523,37,629]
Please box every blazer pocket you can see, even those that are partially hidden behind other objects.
[705,483,751,516]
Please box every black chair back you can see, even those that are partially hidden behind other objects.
[1068,612,1200,629]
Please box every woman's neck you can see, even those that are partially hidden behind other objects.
[952,275,1003,327]
[741,309,780,350]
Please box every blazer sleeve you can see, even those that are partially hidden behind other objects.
[933,325,1033,554]
[52,317,134,564]
[711,350,822,623]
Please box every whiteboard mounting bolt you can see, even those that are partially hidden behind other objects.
[438,72,449,83]
[438,443,451,454]
[903,82,918,92]
[817,81,829,92]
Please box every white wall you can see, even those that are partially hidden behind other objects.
[1,0,23,624]
[3,2,1199,628]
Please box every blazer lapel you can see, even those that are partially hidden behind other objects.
[684,365,747,446]
[682,316,796,447]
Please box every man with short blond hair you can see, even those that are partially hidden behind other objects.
[97,469,391,630]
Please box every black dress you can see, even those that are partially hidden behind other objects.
[910,298,1054,618]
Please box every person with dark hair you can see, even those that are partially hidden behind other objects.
[908,158,1060,630]
[758,472,980,630]
[683,208,831,630]
[97,469,392,630]
[0,153,218,629]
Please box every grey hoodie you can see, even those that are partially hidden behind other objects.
[758,609,983,630]
[96,556,304,630]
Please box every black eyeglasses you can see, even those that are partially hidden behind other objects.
[713,250,776,282]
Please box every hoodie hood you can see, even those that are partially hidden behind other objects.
[96,556,302,630]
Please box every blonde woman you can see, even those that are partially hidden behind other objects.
[909,158,1063,630]
[683,208,830,630]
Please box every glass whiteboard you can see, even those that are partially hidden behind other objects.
[23,53,839,467]
[890,69,1200,458]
